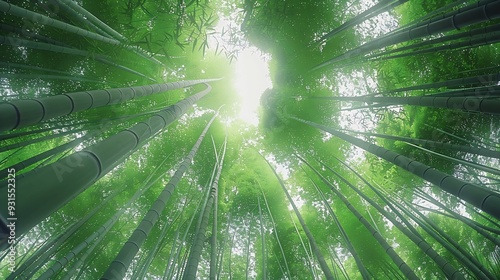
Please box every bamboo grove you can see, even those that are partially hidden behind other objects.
[0,0,499,279]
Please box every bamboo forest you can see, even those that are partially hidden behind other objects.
[1,0,500,279]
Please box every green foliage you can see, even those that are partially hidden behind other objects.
[1,0,500,279]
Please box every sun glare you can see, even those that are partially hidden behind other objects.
[208,11,272,126]
[233,47,272,125]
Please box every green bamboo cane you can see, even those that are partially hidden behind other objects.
[303,169,370,280]
[262,154,335,280]
[306,94,500,115]
[330,155,494,279]
[56,0,127,41]
[0,84,212,243]
[101,112,219,280]
[311,0,500,70]
[369,23,500,60]
[299,156,419,279]
[0,35,155,82]
[0,1,120,45]
[291,116,500,219]
[181,137,226,280]
[315,0,407,46]
[7,181,126,279]
[342,128,500,159]
[258,181,291,279]
[0,78,218,132]
[37,164,169,280]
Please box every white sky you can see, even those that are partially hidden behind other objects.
[233,47,272,125]
[208,13,273,126]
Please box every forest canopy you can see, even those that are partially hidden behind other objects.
[0,0,499,279]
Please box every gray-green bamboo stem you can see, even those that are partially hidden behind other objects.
[315,0,406,45]
[56,0,127,41]
[311,0,500,70]
[257,197,267,280]
[262,154,334,280]
[210,146,221,280]
[182,137,226,280]
[307,94,500,115]
[0,1,120,45]
[396,196,497,279]
[292,116,500,219]
[0,78,218,132]
[305,171,370,280]
[258,181,291,279]
[37,165,166,280]
[312,156,465,279]
[101,112,219,280]
[299,156,418,279]
[343,129,500,159]
[0,84,212,241]
[0,35,154,82]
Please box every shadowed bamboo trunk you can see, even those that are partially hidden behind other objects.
[0,1,120,45]
[377,72,500,95]
[0,126,87,153]
[164,192,207,280]
[259,181,291,279]
[0,22,69,46]
[394,0,498,36]
[311,0,500,70]
[315,157,466,279]
[51,0,164,66]
[388,0,483,37]
[0,73,110,84]
[257,197,267,280]
[315,0,407,45]
[182,137,226,280]
[306,93,500,114]
[370,23,500,60]
[244,218,251,280]
[262,154,335,280]
[304,171,370,280]
[416,203,500,235]
[395,195,497,279]
[414,189,500,246]
[428,85,500,97]
[56,0,127,41]
[6,183,126,280]
[208,136,224,280]
[0,61,70,76]
[210,156,220,280]
[37,169,167,280]
[49,0,114,38]
[288,209,317,279]
[227,229,234,280]
[343,128,500,159]
[0,35,154,81]
[0,131,94,180]
[334,154,496,279]
[131,199,186,279]
[376,30,500,61]
[292,116,500,219]
[101,111,219,280]
[298,156,419,279]
[0,78,218,132]
[217,213,231,279]
[0,84,212,243]
[0,107,160,142]
[407,142,500,177]
[60,235,102,280]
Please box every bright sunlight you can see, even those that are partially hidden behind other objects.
[208,10,273,126]
[233,47,272,125]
